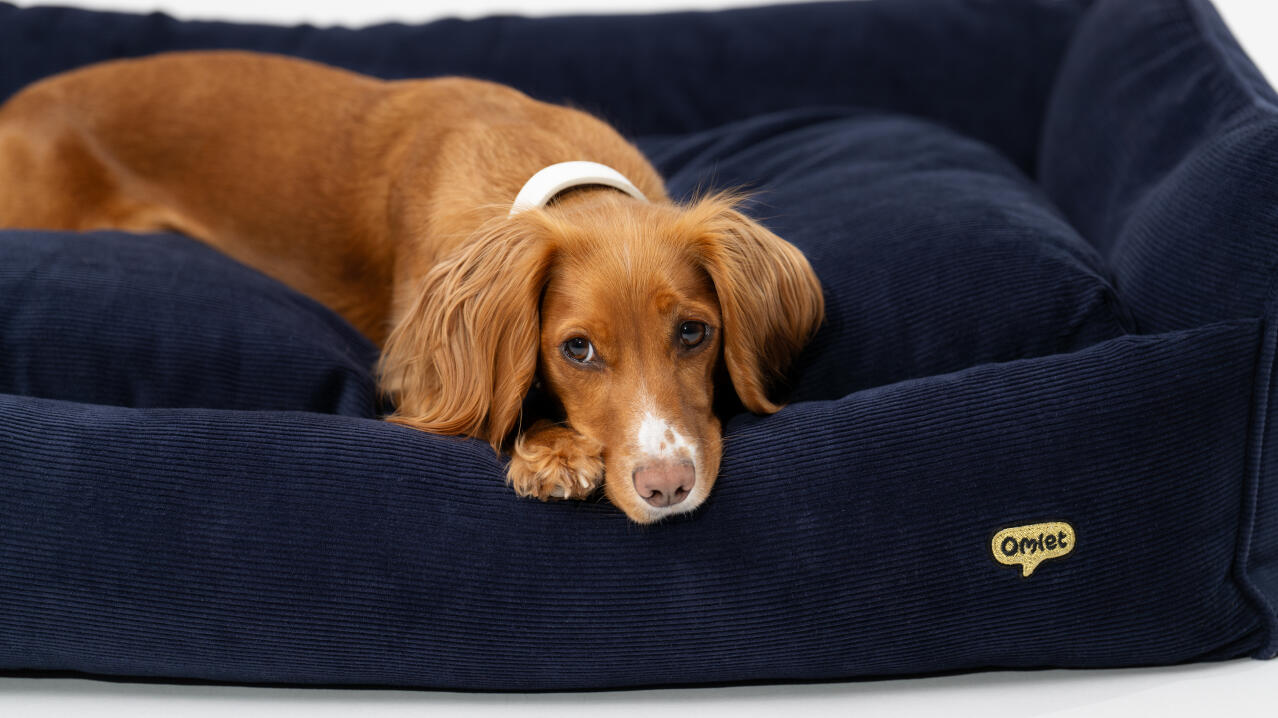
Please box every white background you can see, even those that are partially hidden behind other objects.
[2,1,1276,716]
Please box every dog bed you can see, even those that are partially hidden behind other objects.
[1,0,1275,690]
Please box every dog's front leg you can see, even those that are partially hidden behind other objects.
[507,420,605,500]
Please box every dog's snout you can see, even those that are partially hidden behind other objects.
[632,461,695,508]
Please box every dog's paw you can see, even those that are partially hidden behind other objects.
[507,420,605,501]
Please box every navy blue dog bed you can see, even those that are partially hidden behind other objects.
[1,0,1276,690]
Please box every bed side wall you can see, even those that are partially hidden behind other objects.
[0,0,1088,175]
[0,319,1267,688]
[1245,300,1278,658]
[1040,0,1278,334]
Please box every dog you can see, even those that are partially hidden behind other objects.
[0,51,825,523]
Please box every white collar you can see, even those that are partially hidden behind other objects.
[509,160,648,216]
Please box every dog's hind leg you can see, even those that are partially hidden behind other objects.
[0,100,195,236]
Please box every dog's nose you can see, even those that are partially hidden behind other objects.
[632,461,695,507]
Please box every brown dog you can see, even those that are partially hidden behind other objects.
[0,51,824,523]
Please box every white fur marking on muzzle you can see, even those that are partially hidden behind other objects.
[636,411,694,461]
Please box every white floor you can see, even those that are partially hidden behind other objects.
[3,1,1277,716]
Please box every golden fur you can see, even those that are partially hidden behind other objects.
[0,50,825,523]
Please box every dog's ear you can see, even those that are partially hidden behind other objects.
[379,212,554,448]
[686,194,824,414]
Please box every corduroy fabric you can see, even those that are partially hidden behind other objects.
[0,232,378,414]
[0,321,1265,689]
[640,108,1128,399]
[0,0,1276,691]
[1040,0,1278,334]
[0,0,1086,175]
[1245,300,1278,659]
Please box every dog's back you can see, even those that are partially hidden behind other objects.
[0,51,665,341]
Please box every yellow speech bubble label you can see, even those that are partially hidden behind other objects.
[991,522,1075,577]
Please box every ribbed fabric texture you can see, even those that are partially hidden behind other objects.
[1040,0,1278,333]
[0,322,1265,689]
[0,0,1276,691]
[0,233,379,414]
[0,0,1084,175]
[1246,303,1278,658]
[640,108,1128,400]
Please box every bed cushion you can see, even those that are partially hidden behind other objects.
[0,109,1128,413]
[0,232,378,413]
[641,108,1127,399]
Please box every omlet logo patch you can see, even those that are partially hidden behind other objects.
[991,521,1075,577]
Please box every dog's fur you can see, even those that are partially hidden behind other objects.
[0,51,824,523]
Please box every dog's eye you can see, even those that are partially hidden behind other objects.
[562,336,595,363]
[679,321,707,348]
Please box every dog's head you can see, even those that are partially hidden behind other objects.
[380,192,824,523]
